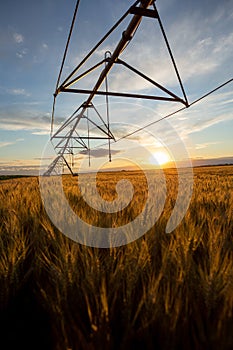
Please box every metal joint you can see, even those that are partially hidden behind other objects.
[122,30,133,41]
[130,6,158,18]
[81,101,93,108]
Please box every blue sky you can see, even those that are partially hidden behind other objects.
[0,0,233,174]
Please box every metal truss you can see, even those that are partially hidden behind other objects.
[44,0,188,175]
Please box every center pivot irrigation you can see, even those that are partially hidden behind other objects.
[44,0,232,176]
[44,0,188,176]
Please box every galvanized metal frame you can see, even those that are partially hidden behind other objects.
[45,0,188,175]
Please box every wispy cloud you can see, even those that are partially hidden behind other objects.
[0,141,15,148]
[0,138,24,148]
[195,141,222,150]
[7,88,30,96]
[13,32,24,44]
[32,130,50,135]
[147,88,233,140]
[16,138,24,142]
[42,43,48,49]
[16,48,28,59]
[55,1,233,110]
[80,148,121,158]
[0,108,51,132]
[95,8,233,94]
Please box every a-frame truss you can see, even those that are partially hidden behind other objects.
[44,0,188,176]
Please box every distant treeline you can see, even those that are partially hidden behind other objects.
[0,175,34,181]
[194,162,233,168]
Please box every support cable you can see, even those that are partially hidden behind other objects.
[105,51,112,162]
[58,0,141,91]
[188,78,233,107]
[153,2,189,106]
[92,77,233,147]
[56,0,81,91]
[51,0,81,136]
[87,109,91,166]
[51,96,56,136]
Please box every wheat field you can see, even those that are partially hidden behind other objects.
[0,166,232,349]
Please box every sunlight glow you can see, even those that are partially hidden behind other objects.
[149,151,170,166]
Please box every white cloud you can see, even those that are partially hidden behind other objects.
[0,138,24,148]
[32,130,50,135]
[195,141,222,150]
[114,87,232,148]
[16,52,24,59]
[91,9,233,95]
[0,141,15,148]
[8,88,30,96]
[16,48,28,59]
[60,2,233,105]
[13,32,24,44]
[186,112,232,135]
[16,138,24,142]
[1,2,232,155]
[0,107,51,132]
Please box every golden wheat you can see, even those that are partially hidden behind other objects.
[0,166,232,349]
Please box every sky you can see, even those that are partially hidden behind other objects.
[0,0,233,174]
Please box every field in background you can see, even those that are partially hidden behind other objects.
[0,166,232,349]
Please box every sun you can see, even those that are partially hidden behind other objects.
[149,151,170,166]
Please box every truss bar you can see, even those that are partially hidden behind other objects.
[43,155,63,176]
[55,136,112,140]
[117,58,186,104]
[62,156,74,175]
[104,51,112,162]
[54,137,88,149]
[153,3,189,106]
[53,129,71,148]
[81,0,155,109]
[84,115,115,138]
[91,105,115,139]
[73,138,88,148]
[51,95,56,136]
[74,130,89,148]
[87,113,91,166]
[51,105,83,139]
[57,114,82,158]
[91,104,109,129]
[58,0,141,92]
[129,7,158,18]
[62,59,107,89]
[56,146,87,149]
[60,88,183,102]
[72,139,88,148]
[55,0,81,91]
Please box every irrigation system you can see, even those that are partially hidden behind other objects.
[44,0,232,176]
[44,0,189,175]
